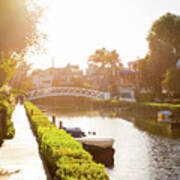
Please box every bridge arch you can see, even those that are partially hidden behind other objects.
[25,87,110,101]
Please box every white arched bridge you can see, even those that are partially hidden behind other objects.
[25,87,110,101]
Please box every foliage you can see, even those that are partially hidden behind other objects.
[109,99,180,117]
[0,0,43,88]
[148,13,180,57]
[138,52,171,95]
[83,82,91,89]
[0,0,42,53]
[88,48,122,69]
[0,86,12,101]
[163,67,180,96]
[24,101,109,180]
[88,48,123,95]
[135,91,154,102]
[144,102,180,108]
[0,52,20,87]
[138,13,180,98]
[9,61,33,91]
[56,156,108,180]
[0,94,16,144]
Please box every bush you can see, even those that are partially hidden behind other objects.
[24,101,109,180]
[135,91,154,102]
[56,156,109,180]
[0,98,15,141]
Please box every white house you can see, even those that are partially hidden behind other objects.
[32,71,53,89]
[117,86,136,102]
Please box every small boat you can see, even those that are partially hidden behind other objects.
[63,127,115,166]
[63,127,85,137]
[63,127,114,148]
[75,136,114,148]
[157,110,172,122]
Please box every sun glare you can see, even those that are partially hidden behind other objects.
[26,0,142,69]
[26,0,180,70]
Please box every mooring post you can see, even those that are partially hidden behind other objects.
[52,115,56,125]
[31,109,34,116]
[59,121,63,129]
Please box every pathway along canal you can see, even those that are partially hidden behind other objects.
[40,106,180,180]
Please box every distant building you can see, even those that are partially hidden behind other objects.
[113,68,137,101]
[32,69,53,89]
[31,64,83,89]
[128,60,139,71]
[116,84,136,102]
[53,64,83,87]
[86,63,138,101]
[116,69,138,86]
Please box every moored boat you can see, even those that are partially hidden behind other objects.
[157,110,172,122]
[63,127,114,148]
[75,136,114,148]
[63,127,115,166]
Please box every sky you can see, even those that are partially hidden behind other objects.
[26,0,180,70]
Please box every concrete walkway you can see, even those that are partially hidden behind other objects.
[0,104,48,180]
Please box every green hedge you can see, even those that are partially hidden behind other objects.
[24,101,109,180]
[0,98,16,145]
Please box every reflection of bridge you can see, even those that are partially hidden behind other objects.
[25,87,110,101]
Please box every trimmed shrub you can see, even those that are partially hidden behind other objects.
[0,98,15,141]
[24,101,109,180]
[56,156,108,180]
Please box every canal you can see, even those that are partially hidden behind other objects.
[38,106,180,180]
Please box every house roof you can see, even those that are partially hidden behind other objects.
[120,70,138,74]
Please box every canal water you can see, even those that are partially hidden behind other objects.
[40,106,180,180]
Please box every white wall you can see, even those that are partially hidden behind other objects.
[118,87,136,102]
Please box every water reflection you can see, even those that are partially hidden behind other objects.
[148,135,180,180]
[37,105,180,180]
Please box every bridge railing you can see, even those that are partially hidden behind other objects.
[26,87,110,100]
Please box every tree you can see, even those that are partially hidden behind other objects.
[88,48,123,95]
[9,61,33,91]
[148,13,180,58]
[137,55,152,91]
[163,67,180,97]
[0,0,42,54]
[0,0,43,87]
[0,52,19,87]
[88,48,122,70]
[138,13,180,98]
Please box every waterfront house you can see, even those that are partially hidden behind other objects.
[31,64,83,89]
[53,64,83,87]
[32,69,53,89]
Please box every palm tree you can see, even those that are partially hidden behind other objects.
[88,48,123,95]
